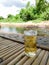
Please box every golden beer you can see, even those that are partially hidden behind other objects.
[24,30,37,57]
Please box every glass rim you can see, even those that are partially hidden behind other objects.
[24,30,37,36]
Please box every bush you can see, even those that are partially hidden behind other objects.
[43,8,49,20]
[20,6,38,21]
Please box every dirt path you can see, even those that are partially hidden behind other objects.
[0,21,49,28]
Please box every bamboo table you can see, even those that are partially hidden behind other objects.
[0,37,49,65]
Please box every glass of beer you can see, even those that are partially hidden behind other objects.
[24,30,37,57]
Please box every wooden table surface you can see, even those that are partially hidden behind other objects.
[0,34,49,51]
[0,37,49,65]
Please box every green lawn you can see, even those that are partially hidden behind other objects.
[0,18,44,23]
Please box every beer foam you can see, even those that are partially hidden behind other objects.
[24,30,37,36]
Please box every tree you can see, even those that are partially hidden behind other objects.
[43,8,49,20]
[26,1,30,8]
[0,16,4,20]
[7,14,14,18]
[15,14,20,19]
[19,0,49,21]
[36,0,48,14]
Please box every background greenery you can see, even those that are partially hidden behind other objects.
[0,0,49,23]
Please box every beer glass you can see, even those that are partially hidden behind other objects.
[24,30,37,57]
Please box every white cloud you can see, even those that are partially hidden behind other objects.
[0,4,21,18]
[21,0,35,5]
[47,0,49,2]
[0,0,6,3]
[0,0,35,6]
[0,0,36,18]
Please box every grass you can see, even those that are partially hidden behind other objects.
[0,18,24,23]
[0,18,45,23]
[32,18,43,23]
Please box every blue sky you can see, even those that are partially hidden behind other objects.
[0,0,35,18]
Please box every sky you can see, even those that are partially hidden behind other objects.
[0,0,35,18]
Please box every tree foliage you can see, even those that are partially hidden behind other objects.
[26,1,30,8]
[7,14,14,18]
[36,0,48,13]
[20,7,36,21]
[0,16,4,20]
[0,0,49,22]
[20,0,49,21]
